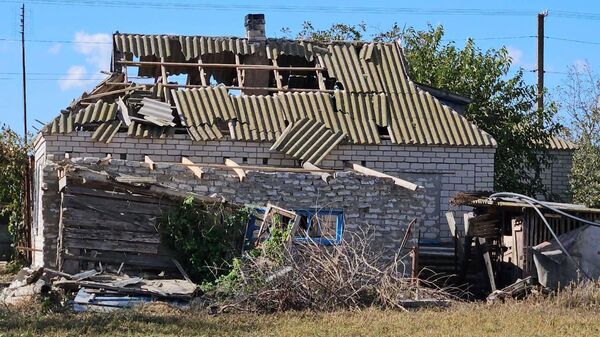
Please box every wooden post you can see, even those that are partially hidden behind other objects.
[477,237,497,292]
[537,11,548,121]
[316,55,327,91]
[160,57,169,103]
[272,58,282,91]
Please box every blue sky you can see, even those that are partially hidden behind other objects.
[1,0,600,135]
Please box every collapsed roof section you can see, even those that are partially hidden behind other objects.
[42,32,497,165]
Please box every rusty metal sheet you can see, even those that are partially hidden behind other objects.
[270,118,346,165]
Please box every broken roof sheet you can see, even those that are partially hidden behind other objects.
[42,33,500,160]
[270,118,346,165]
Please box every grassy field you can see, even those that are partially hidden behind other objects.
[0,300,599,337]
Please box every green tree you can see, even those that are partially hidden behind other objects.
[289,22,560,196]
[0,125,28,246]
[558,62,600,207]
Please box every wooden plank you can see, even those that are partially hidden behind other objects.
[64,238,159,254]
[119,60,325,72]
[63,227,160,244]
[65,186,177,206]
[302,162,332,183]
[235,54,244,89]
[182,157,204,179]
[271,58,282,90]
[347,162,420,191]
[63,211,158,233]
[171,259,192,283]
[225,158,246,182]
[463,212,474,236]
[445,211,457,238]
[197,58,207,86]
[63,194,169,216]
[477,237,497,291]
[62,251,176,270]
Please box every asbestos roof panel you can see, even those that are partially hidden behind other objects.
[74,100,118,125]
[187,124,224,141]
[547,137,578,150]
[91,121,122,143]
[138,97,174,124]
[171,86,236,127]
[127,121,174,139]
[270,118,346,165]
[266,40,328,62]
[114,34,259,60]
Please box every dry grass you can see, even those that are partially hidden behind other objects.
[1,298,599,337]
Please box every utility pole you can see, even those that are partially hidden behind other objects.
[21,4,28,144]
[537,11,548,119]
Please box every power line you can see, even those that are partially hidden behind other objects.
[0,37,111,44]
[0,1,540,16]
[546,36,600,46]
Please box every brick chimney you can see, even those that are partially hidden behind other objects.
[245,14,266,42]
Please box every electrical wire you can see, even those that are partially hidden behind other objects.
[489,192,595,280]
[489,192,600,228]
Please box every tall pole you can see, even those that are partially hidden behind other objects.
[537,11,548,119]
[21,4,28,144]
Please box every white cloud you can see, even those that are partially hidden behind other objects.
[73,32,112,72]
[58,31,111,91]
[48,43,62,55]
[58,65,90,91]
[506,46,523,65]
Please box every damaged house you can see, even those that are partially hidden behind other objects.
[28,14,573,276]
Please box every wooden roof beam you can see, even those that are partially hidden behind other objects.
[346,162,420,191]
[225,159,246,182]
[182,157,204,179]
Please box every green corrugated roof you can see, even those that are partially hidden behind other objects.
[43,34,498,152]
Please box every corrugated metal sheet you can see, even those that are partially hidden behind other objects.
[138,97,174,126]
[265,39,327,62]
[547,137,578,150]
[270,118,346,165]
[91,121,122,143]
[114,34,258,60]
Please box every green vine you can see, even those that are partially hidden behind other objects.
[159,196,249,283]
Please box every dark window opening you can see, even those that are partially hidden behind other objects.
[119,153,127,160]
[262,158,269,165]
[361,160,367,166]
[377,126,389,136]
[242,157,248,164]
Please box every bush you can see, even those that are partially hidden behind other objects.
[571,141,600,207]
[159,196,249,283]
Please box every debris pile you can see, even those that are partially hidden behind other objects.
[0,266,197,312]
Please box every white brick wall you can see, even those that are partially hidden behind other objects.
[35,132,496,242]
